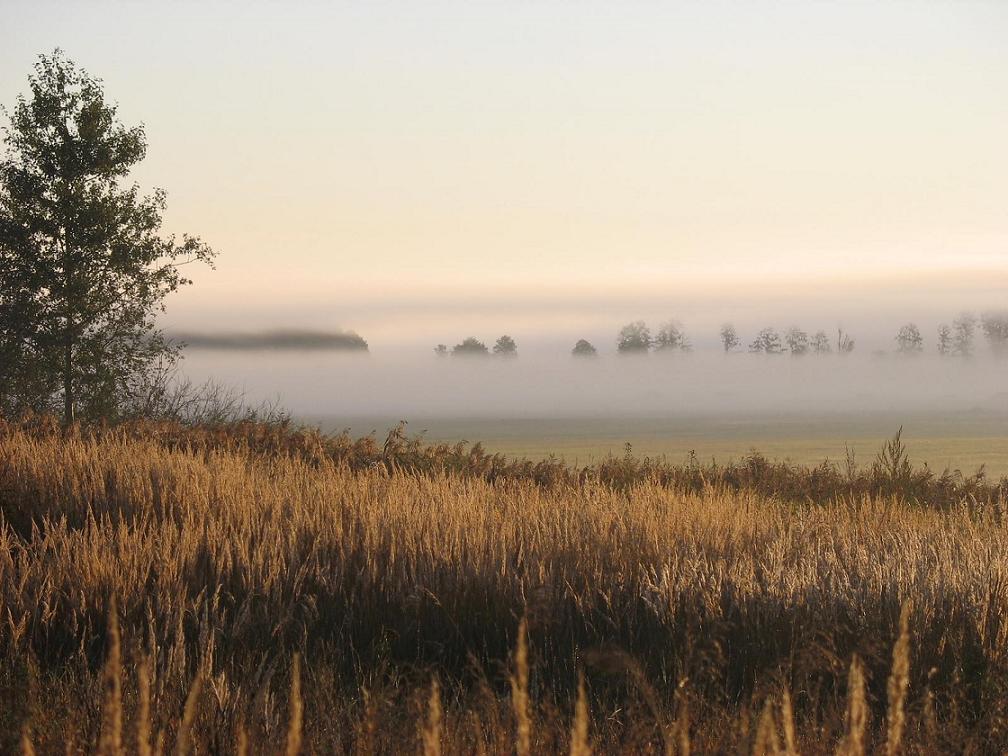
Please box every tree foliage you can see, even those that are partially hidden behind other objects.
[937,324,953,356]
[0,51,215,422]
[785,327,809,355]
[719,324,739,353]
[952,313,977,357]
[836,328,855,354]
[452,337,489,356]
[654,320,690,352]
[749,327,783,354]
[810,331,831,354]
[571,338,597,357]
[616,321,651,353]
[895,323,923,354]
[492,334,517,356]
[981,312,1008,356]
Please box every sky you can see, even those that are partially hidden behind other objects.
[1,1,1006,349]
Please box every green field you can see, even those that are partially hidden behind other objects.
[315,412,1008,479]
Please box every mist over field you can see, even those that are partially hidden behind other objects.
[179,347,1008,419]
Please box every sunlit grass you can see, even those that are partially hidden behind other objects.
[2,416,1007,752]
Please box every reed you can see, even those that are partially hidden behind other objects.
[511,618,532,756]
[421,677,443,756]
[885,602,912,756]
[569,673,591,756]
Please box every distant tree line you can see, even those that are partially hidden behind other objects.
[902,312,1008,357]
[435,335,518,357]
[434,312,1008,359]
[740,326,852,355]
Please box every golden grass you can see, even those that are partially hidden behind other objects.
[422,677,444,756]
[1,421,1008,752]
[885,602,912,756]
[510,617,532,756]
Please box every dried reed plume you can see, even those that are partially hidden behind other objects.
[19,728,36,756]
[285,653,303,756]
[422,676,444,756]
[839,655,868,756]
[885,601,913,756]
[753,699,781,755]
[511,618,532,756]
[98,600,123,756]
[174,666,204,756]
[569,672,591,756]
[136,654,153,756]
[780,689,797,756]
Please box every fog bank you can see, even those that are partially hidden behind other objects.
[177,349,1008,420]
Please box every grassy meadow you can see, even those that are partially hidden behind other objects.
[1,416,1007,754]
[317,412,1008,479]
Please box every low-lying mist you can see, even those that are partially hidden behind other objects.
[178,347,1008,421]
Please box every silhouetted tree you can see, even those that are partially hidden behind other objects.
[654,320,690,352]
[810,331,831,354]
[617,321,651,353]
[837,328,855,354]
[953,312,977,356]
[571,339,597,357]
[981,312,1008,356]
[720,324,740,353]
[895,324,923,354]
[937,324,953,356]
[0,51,215,423]
[493,335,517,356]
[749,328,783,354]
[452,337,488,356]
[434,344,448,356]
[785,328,809,355]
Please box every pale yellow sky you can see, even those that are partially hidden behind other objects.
[2,1,1006,343]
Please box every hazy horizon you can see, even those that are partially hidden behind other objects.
[3,1,1006,345]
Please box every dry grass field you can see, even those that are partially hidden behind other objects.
[1,417,1007,753]
[317,414,1008,480]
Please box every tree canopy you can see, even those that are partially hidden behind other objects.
[895,323,923,354]
[719,324,740,353]
[0,51,215,422]
[617,321,651,353]
[493,335,517,356]
[452,337,489,356]
[749,328,783,354]
[654,320,690,352]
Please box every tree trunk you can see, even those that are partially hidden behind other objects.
[62,216,75,425]
[63,335,75,425]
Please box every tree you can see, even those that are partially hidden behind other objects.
[895,323,923,354]
[837,328,855,354]
[952,312,977,356]
[654,320,690,352]
[571,339,597,357]
[719,324,739,353]
[937,324,953,356]
[0,51,215,423]
[749,327,783,354]
[981,312,1008,356]
[810,331,831,354]
[617,321,651,353]
[434,344,448,356]
[493,334,517,356]
[785,327,808,355]
[451,337,488,356]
